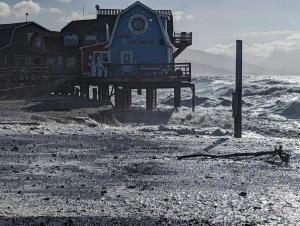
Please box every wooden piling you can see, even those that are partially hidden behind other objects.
[125,88,132,109]
[191,85,195,112]
[98,85,102,102]
[174,87,181,109]
[102,84,110,103]
[233,40,243,138]
[85,85,90,99]
[92,88,97,101]
[80,84,84,98]
[146,88,155,111]
[153,89,157,108]
[114,86,122,111]
[75,87,80,97]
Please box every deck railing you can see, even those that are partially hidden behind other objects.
[173,32,193,45]
[105,63,191,81]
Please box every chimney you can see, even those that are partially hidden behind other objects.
[95,5,100,14]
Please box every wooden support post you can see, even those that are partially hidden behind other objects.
[80,84,84,98]
[146,88,155,111]
[85,85,90,99]
[75,87,80,97]
[153,89,157,108]
[102,85,110,104]
[137,88,142,95]
[98,85,102,102]
[121,88,126,114]
[174,87,181,109]
[114,86,122,111]
[125,88,132,109]
[233,40,243,138]
[192,85,195,112]
[92,88,97,101]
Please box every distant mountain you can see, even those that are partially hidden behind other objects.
[259,50,300,75]
[176,49,294,75]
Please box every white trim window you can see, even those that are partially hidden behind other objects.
[93,51,110,64]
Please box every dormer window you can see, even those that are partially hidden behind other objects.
[36,37,42,48]
[64,34,79,46]
[85,35,97,42]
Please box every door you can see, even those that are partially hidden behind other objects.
[121,51,133,76]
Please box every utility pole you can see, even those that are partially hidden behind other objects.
[82,0,85,20]
[233,40,243,138]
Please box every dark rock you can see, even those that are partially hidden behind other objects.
[239,192,247,197]
[127,185,136,189]
[101,187,107,195]
[11,146,19,152]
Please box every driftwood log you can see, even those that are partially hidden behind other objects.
[178,145,290,165]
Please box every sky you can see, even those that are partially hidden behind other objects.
[1,0,300,58]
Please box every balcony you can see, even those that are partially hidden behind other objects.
[82,63,191,83]
[173,32,193,46]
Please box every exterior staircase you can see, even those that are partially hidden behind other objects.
[172,32,193,59]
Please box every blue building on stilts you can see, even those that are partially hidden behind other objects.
[77,1,194,111]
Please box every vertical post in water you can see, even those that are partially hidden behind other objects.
[92,88,97,101]
[234,40,243,138]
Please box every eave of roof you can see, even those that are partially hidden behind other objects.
[97,8,172,17]
[0,21,54,50]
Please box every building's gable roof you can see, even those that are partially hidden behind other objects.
[0,21,52,50]
[106,1,172,48]
[61,19,102,34]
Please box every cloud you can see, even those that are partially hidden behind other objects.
[50,8,61,14]
[57,0,72,3]
[204,43,235,56]
[0,2,10,16]
[13,0,41,17]
[238,30,296,38]
[58,11,95,23]
[205,31,300,57]
[173,11,194,23]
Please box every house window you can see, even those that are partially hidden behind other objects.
[34,56,41,65]
[66,57,76,68]
[15,57,25,66]
[93,51,110,64]
[85,35,97,42]
[36,37,42,48]
[64,34,79,46]
[25,57,32,65]
[28,33,34,43]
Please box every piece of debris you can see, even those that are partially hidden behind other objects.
[177,145,290,165]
